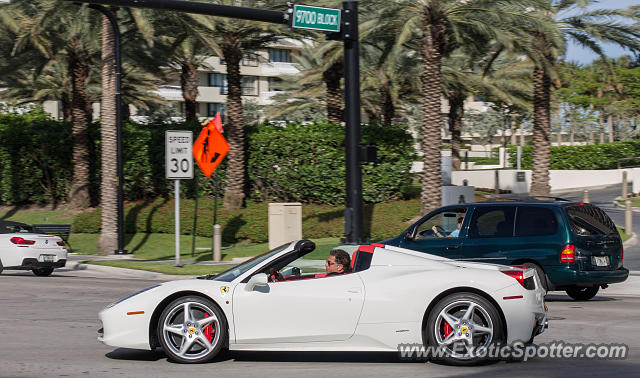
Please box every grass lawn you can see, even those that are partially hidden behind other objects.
[0,207,76,224]
[67,232,341,261]
[617,226,632,242]
[617,198,640,207]
[82,260,232,275]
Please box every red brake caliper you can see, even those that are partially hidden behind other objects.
[443,322,453,338]
[203,312,215,342]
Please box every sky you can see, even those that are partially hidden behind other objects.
[563,0,638,64]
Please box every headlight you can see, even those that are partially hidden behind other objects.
[105,284,161,309]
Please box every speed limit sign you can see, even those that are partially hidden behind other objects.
[165,130,193,179]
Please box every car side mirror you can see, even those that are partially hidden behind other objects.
[245,273,268,291]
[404,231,414,241]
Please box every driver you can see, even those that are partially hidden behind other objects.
[325,249,351,276]
[432,216,464,238]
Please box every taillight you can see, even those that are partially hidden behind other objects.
[501,269,525,287]
[57,241,65,246]
[622,245,624,261]
[10,237,35,245]
[560,244,575,263]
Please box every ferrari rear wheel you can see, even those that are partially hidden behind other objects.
[32,268,54,277]
[157,296,227,363]
[425,292,505,365]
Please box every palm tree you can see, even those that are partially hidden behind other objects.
[528,1,640,196]
[442,48,533,169]
[191,1,295,210]
[385,0,544,214]
[2,0,103,210]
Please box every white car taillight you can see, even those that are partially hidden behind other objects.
[57,241,65,246]
[10,237,35,245]
[501,269,525,287]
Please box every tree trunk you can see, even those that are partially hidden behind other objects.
[530,65,551,196]
[323,61,343,123]
[98,16,118,254]
[448,92,464,171]
[67,40,92,209]
[381,86,395,126]
[420,18,445,215]
[608,114,614,142]
[222,40,245,210]
[181,62,199,122]
[61,94,72,121]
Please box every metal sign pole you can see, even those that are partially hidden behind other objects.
[191,169,199,257]
[174,179,181,266]
[342,0,364,244]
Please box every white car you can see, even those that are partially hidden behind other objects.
[98,240,547,365]
[0,221,67,276]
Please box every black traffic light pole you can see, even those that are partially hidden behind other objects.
[340,1,364,244]
[70,0,366,245]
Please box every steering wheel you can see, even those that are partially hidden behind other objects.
[434,225,446,234]
[268,268,284,282]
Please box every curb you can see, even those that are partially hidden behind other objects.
[624,232,638,249]
[63,260,196,281]
[613,197,640,212]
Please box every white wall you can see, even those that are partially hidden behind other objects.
[452,168,637,193]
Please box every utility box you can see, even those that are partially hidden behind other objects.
[268,203,302,249]
[441,186,475,206]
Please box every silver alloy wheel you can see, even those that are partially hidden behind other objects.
[162,301,221,360]
[433,300,494,359]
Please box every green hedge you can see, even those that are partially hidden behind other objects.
[247,121,416,204]
[0,110,414,205]
[507,140,640,170]
[72,197,421,243]
[0,109,74,204]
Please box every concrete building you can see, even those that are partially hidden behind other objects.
[41,40,303,122]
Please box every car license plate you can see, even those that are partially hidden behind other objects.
[39,254,55,263]
[592,256,610,267]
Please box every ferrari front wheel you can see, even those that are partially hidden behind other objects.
[157,296,227,363]
[425,292,505,365]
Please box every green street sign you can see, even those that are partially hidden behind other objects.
[291,4,341,32]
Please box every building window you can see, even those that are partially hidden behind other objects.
[207,103,226,122]
[208,73,228,94]
[242,50,259,66]
[269,48,291,63]
[268,77,283,92]
[242,76,259,96]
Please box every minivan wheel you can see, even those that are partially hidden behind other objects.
[522,263,547,292]
[566,286,599,301]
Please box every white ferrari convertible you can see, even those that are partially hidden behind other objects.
[98,240,547,365]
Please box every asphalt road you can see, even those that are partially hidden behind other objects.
[1,272,639,378]
[553,184,640,270]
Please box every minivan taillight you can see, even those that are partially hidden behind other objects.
[57,241,65,246]
[10,237,35,245]
[501,269,525,287]
[560,244,575,263]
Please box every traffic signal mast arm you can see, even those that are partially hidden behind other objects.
[70,0,289,25]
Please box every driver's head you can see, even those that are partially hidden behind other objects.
[326,249,351,274]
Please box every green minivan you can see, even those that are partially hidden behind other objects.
[382,199,629,300]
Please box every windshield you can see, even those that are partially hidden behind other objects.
[0,222,35,234]
[212,243,292,282]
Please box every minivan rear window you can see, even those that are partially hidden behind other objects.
[565,204,617,236]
